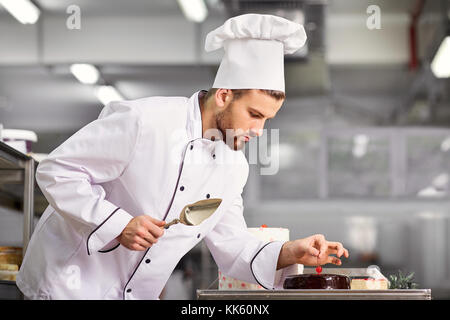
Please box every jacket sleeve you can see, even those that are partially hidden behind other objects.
[203,194,301,289]
[35,101,141,255]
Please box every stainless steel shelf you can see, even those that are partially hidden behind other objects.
[0,148,29,170]
[0,141,36,255]
[197,289,432,300]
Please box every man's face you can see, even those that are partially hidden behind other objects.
[214,89,284,151]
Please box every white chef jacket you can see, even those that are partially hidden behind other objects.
[16,91,299,300]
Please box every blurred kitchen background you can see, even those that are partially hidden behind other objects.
[1,0,450,299]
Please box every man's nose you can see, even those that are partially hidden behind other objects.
[249,128,264,137]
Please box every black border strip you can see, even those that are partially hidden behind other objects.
[250,241,276,290]
[98,243,120,253]
[86,207,121,256]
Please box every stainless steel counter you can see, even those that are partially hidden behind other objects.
[197,289,432,300]
[0,280,24,300]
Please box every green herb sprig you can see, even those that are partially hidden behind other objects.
[388,270,419,289]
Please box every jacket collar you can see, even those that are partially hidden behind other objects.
[187,90,205,141]
[186,90,221,155]
[186,90,244,163]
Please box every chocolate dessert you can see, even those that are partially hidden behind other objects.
[283,274,351,289]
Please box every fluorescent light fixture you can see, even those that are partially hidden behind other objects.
[352,134,369,158]
[416,211,446,219]
[353,134,369,145]
[417,187,446,198]
[95,85,123,105]
[177,0,208,23]
[431,36,450,78]
[440,136,450,152]
[432,173,449,189]
[0,0,40,24]
[70,64,100,84]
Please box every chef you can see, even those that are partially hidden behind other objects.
[17,14,349,300]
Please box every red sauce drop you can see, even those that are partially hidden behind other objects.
[315,265,322,274]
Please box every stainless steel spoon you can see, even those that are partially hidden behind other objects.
[163,198,222,229]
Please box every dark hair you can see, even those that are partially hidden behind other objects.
[204,88,285,102]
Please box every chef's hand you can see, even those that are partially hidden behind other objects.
[276,234,349,270]
[117,215,166,251]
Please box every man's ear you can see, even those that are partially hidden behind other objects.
[214,89,232,108]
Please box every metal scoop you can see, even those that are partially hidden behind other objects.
[163,198,222,229]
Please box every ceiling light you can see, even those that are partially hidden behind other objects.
[177,0,208,23]
[353,134,369,146]
[95,86,123,105]
[440,136,450,152]
[352,134,369,158]
[431,36,450,78]
[432,173,449,190]
[0,0,40,24]
[417,186,446,198]
[70,64,100,84]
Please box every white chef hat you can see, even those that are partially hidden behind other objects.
[205,14,307,93]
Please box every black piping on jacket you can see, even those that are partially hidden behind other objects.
[122,139,195,299]
[250,241,276,290]
[98,243,120,253]
[86,207,121,256]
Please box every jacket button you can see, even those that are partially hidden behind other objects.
[197,233,201,238]
[126,288,132,293]
[206,194,210,199]
[190,145,193,150]
[212,154,216,159]
[180,186,185,191]
[145,259,151,264]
